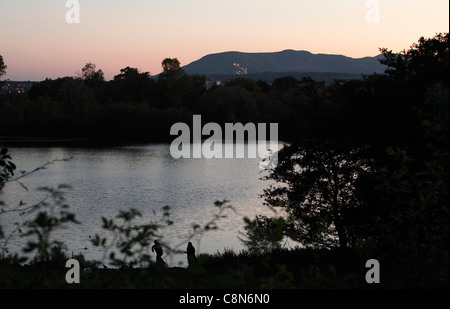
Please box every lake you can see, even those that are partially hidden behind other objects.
[0,143,282,267]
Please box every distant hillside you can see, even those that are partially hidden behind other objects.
[201,72,364,85]
[182,50,386,82]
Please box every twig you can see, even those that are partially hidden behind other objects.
[5,158,71,184]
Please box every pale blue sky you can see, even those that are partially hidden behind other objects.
[1,0,448,80]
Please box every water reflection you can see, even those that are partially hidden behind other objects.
[0,143,280,267]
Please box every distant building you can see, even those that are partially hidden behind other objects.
[205,79,222,90]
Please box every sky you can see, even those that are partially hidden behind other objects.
[0,0,448,81]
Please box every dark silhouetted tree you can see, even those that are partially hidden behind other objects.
[112,66,154,102]
[158,58,186,82]
[0,55,6,86]
[365,32,449,286]
[79,62,105,83]
[379,32,449,85]
[0,55,6,78]
[156,58,192,108]
[161,58,181,74]
[261,142,375,249]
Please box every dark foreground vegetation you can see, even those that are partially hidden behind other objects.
[1,244,446,289]
[1,33,449,289]
[0,248,383,289]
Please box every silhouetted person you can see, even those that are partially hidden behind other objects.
[152,240,164,266]
[185,242,197,267]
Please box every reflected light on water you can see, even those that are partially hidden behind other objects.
[0,143,283,267]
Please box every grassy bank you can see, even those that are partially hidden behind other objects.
[2,247,446,289]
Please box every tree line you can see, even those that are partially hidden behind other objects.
[1,37,445,145]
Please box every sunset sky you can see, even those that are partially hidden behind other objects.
[1,0,448,81]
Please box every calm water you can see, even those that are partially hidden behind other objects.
[0,143,281,267]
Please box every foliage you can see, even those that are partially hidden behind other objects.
[78,62,105,88]
[0,148,16,189]
[90,206,173,268]
[0,152,75,263]
[161,58,183,75]
[241,32,449,287]
[0,55,6,79]
[90,200,235,269]
[239,215,286,254]
[368,145,449,287]
[259,142,376,249]
[0,59,347,142]
[21,185,79,263]
[379,32,449,85]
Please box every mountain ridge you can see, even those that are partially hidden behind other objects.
[182,49,386,77]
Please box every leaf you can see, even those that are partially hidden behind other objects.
[102,217,111,229]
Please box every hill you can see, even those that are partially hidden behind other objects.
[183,49,385,76]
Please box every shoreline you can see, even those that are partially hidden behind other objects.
[1,136,286,148]
[0,136,171,148]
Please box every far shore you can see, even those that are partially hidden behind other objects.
[0,136,171,147]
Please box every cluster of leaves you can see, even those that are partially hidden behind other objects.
[238,215,287,254]
[91,207,172,268]
[0,55,6,81]
[21,185,79,263]
[0,148,16,242]
[0,148,16,189]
